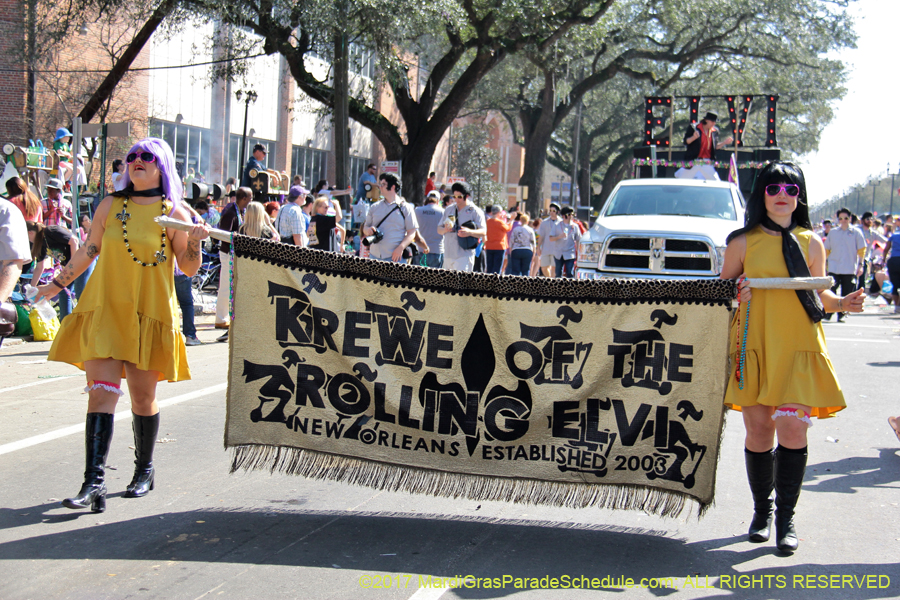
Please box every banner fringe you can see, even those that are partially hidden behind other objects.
[229,444,707,518]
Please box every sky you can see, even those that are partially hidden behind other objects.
[799,0,900,207]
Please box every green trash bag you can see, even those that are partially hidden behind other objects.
[14,303,32,337]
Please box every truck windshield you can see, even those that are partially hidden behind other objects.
[605,186,736,220]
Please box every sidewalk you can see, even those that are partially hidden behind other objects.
[2,290,221,349]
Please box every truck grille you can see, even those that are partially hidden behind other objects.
[602,235,716,275]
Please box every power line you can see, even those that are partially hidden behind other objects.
[0,52,267,74]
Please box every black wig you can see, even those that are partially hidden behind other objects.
[727,161,812,243]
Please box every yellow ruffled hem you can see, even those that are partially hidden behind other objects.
[48,310,191,382]
[724,349,845,419]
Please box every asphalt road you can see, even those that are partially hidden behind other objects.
[1,305,898,600]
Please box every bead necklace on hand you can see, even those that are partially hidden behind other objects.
[119,196,168,267]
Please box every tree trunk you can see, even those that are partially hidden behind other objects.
[598,153,632,208]
[517,75,557,215]
[401,153,430,206]
[78,0,178,123]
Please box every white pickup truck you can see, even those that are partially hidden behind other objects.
[575,178,745,280]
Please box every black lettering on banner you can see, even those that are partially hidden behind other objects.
[438,390,478,437]
[505,322,592,389]
[342,311,371,358]
[397,385,420,429]
[242,354,297,423]
[425,323,454,369]
[244,284,715,492]
[374,312,426,371]
[295,363,327,408]
[612,399,651,446]
[324,420,345,438]
[373,382,396,424]
[482,380,532,442]
[419,371,480,456]
[365,301,426,371]
[668,343,693,382]
[269,282,338,354]
[418,388,438,432]
[506,341,542,380]
[544,397,708,488]
[606,312,693,396]
[552,401,581,439]
[341,414,372,441]
[327,372,370,415]
[584,397,613,445]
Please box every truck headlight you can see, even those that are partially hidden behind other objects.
[579,243,602,264]
[715,246,727,271]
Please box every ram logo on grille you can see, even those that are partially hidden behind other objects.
[603,235,715,275]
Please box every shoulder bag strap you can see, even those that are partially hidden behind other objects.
[374,202,401,229]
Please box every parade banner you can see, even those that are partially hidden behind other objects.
[225,236,735,517]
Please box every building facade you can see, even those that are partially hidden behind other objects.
[1,9,530,208]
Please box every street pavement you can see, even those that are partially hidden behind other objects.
[0,303,898,600]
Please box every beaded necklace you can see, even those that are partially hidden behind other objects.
[118,196,168,267]
[735,299,750,390]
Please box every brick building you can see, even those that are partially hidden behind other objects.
[1,10,530,206]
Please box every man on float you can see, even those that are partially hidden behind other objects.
[675,112,733,181]
[240,144,267,188]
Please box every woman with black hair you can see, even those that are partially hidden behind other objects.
[720,162,864,553]
[111,159,126,192]
[27,221,79,319]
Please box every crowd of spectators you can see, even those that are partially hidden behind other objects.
[817,209,898,316]
[3,151,593,350]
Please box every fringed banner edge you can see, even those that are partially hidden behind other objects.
[228,444,712,519]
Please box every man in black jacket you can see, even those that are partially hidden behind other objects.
[240,144,267,188]
[676,112,734,180]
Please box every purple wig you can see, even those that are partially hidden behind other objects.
[119,137,183,209]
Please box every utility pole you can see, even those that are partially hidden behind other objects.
[890,163,896,217]
[872,181,876,214]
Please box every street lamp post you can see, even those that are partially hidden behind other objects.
[872,180,877,214]
[235,89,257,183]
[890,163,897,217]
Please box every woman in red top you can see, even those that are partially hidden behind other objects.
[5,177,42,222]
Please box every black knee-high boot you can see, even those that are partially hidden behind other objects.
[124,412,159,498]
[62,413,114,513]
[745,447,774,542]
[774,445,807,553]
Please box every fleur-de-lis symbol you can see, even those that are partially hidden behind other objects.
[154,250,167,263]
[115,207,131,223]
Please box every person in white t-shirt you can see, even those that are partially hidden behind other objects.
[437,182,486,272]
[111,159,126,192]
[1,197,31,303]
[507,213,536,276]
[536,203,561,277]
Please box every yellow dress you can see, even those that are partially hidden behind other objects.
[724,226,844,418]
[48,197,190,382]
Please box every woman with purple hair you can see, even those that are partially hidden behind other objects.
[35,138,209,513]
